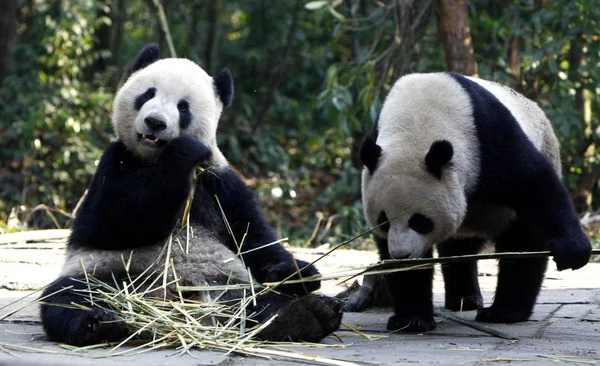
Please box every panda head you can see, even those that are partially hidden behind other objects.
[112,43,233,162]
[361,138,467,259]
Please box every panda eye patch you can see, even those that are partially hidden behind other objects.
[178,99,192,129]
[134,87,156,110]
[408,213,434,234]
[177,100,189,112]
[377,211,390,233]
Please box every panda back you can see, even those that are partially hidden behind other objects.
[463,76,561,174]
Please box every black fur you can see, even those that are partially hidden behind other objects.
[41,137,329,346]
[131,43,160,72]
[476,220,547,322]
[178,99,192,129]
[360,117,382,174]
[41,277,128,346]
[438,237,485,311]
[408,213,435,235]
[425,140,453,179]
[68,137,210,251]
[214,69,234,107]
[377,236,436,332]
[190,163,319,290]
[366,72,591,333]
[449,72,591,271]
[134,87,156,111]
[377,211,390,233]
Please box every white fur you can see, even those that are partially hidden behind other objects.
[362,73,479,259]
[61,226,251,302]
[362,73,558,259]
[112,58,228,165]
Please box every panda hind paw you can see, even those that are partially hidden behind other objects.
[387,314,436,332]
[71,308,128,346]
[257,294,343,343]
[476,306,531,323]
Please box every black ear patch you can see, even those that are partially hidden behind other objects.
[131,43,161,72]
[425,140,453,179]
[214,69,234,107]
[360,134,382,174]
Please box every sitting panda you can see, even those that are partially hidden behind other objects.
[359,72,592,332]
[40,44,342,346]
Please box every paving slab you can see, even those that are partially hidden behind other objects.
[1,242,599,365]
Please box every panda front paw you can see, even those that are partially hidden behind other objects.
[262,259,321,296]
[163,136,213,167]
[548,236,592,271]
[387,314,436,332]
[257,294,343,342]
[342,287,373,312]
[476,305,531,323]
[67,308,128,346]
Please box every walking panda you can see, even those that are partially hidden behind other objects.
[40,44,342,346]
[360,72,592,332]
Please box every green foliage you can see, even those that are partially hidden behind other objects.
[1,0,598,247]
[0,1,113,229]
[469,0,600,205]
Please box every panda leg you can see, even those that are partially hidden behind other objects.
[437,237,485,311]
[40,277,129,346]
[385,246,436,332]
[476,220,547,323]
[251,292,343,342]
[510,163,591,271]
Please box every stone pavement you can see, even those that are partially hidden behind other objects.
[0,240,599,365]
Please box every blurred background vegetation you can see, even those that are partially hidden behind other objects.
[0,0,599,248]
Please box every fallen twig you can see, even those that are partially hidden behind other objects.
[433,309,519,341]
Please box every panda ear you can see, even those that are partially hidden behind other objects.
[360,134,382,174]
[131,43,161,72]
[425,140,453,179]
[214,69,234,107]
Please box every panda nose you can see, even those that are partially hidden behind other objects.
[144,117,167,131]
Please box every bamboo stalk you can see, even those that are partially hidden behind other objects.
[264,249,600,287]
[149,0,177,57]
[378,249,600,270]
[433,310,519,341]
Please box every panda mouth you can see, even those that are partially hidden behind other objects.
[138,134,167,147]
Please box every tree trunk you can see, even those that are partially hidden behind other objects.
[0,0,17,86]
[507,35,523,81]
[110,0,126,69]
[204,0,221,74]
[438,0,477,76]
[568,33,595,212]
[187,0,204,54]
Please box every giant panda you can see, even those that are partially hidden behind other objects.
[40,44,342,346]
[359,72,592,332]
